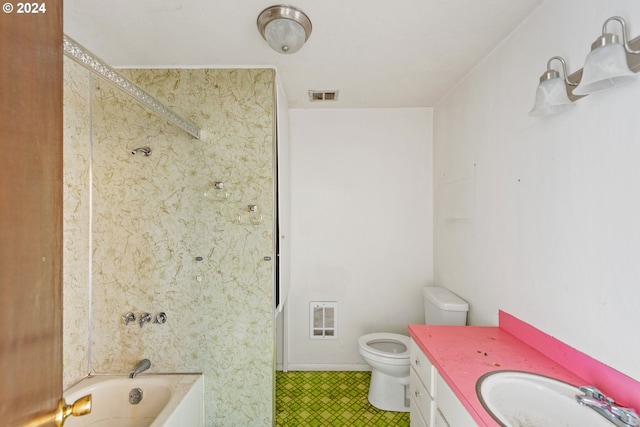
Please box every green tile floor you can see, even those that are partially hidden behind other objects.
[276,371,410,427]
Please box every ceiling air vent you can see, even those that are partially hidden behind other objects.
[308,90,339,102]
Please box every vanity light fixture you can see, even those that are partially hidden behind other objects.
[573,16,640,95]
[529,56,577,117]
[257,5,312,54]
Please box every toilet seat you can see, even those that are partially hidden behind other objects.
[358,333,410,360]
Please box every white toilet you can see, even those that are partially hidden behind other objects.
[357,287,469,412]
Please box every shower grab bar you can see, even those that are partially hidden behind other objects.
[63,35,201,139]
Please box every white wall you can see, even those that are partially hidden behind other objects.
[434,0,640,381]
[288,108,433,369]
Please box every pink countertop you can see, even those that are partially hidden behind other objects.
[408,323,587,426]
[408,311,640,426]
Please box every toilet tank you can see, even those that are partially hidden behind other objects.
[423,287,469,325]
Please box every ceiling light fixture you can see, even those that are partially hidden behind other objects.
[529,56,577,117]
[257,5,312,54]
[573,16,640,95]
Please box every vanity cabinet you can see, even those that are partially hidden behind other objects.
[409,338,476,427]
[409,338,436,426]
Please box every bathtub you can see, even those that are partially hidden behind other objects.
[63,374,204,427]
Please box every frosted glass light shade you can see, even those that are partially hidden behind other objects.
[264,19,306,54]
[573,43,638,95]
[529,77,575,117]
[257,5,312,55]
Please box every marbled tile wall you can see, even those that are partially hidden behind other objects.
[62,57,92,388]
[63,66,276,427]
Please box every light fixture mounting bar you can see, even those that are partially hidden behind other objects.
[63,35,201,139]
[627,34,640,72]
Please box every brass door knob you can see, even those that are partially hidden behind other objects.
[24,394,92,427]
[55,394,92,426]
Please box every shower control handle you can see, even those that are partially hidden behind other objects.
[122,312,136,326]
[138,312,152,327]
[155,312,167,324]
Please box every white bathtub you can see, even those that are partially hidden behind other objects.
[64,374,204,427]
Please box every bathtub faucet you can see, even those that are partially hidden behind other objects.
[138,312,152,328]
[129,359,151,378]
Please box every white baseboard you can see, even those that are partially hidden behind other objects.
[279,363,371,372]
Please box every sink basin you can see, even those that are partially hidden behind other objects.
[476,370,612,426]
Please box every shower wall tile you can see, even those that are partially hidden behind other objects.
[89,69,275,427]
[62,57,91,388]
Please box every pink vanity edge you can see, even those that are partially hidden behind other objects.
[408,310,640,426]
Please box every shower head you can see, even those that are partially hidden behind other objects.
[131,147,151,156]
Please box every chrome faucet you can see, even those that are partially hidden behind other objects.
[122,312,136,325]
[576,386,640,427]
[138,312,152,328]
[129,359,151,378]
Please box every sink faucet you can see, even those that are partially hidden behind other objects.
[576,386,640,427]
[129,359,151,378]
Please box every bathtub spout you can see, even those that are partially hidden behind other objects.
[129,359,151,378]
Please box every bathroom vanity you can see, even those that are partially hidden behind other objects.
[408,325,583,426]
[409,338,476,426]
[408,311,640,426]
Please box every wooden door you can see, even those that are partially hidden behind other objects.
[0,2,64,426]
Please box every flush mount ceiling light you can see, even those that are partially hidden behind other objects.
[573,16,640,95]
[529,56,577,117]
[257,5,312,54]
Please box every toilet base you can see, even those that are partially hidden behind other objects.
[367,369,410,413]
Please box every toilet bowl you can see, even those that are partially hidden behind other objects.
[358,333,410,412]
[358,286,469,413]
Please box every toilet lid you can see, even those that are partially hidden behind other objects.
[359,333,410,359]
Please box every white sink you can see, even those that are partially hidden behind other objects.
[476,371,612,426]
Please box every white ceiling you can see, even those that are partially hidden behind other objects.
[63,0,545,109]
